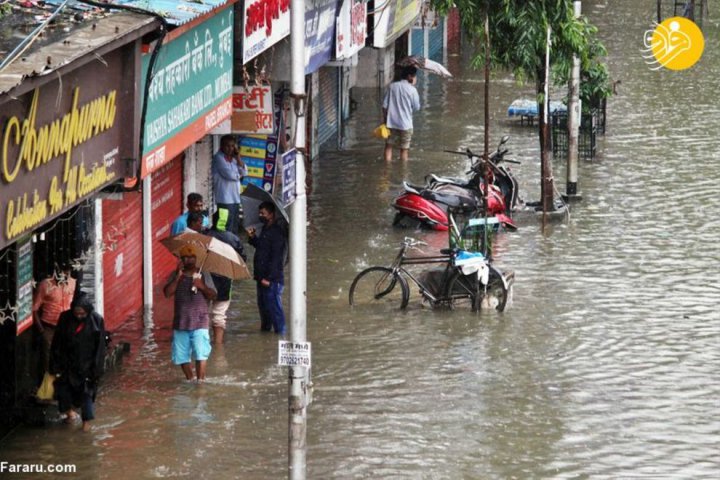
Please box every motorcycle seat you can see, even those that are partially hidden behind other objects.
[428,174,471,188]
[421,189,478,209]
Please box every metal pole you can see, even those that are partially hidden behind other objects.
[566,1,582,202]
[657,0,662,23]
[142,175,153,310]
[289,0,308,478]
[542,25,552,228]
[483,14,490,257]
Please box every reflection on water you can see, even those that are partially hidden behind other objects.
[2,2,719,478]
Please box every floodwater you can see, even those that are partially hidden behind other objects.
[2,1,719,478]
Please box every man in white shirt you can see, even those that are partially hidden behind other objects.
[383,66,421,161]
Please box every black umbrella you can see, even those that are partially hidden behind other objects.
[240,183,289,232]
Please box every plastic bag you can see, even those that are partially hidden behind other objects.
[373,123,390,139]
[37,372,55,401]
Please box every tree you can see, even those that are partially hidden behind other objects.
[432,0,610,210]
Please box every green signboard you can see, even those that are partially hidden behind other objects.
[16,237,34,335]
[141,6,234,177]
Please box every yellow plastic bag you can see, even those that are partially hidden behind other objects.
[37,372,55,401]
[373,123,390,139]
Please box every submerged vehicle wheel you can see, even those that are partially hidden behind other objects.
[349,267,409,310]
[480,266,509,312]
[446,271,480,311]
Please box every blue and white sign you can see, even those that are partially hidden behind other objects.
[281,149,297,207]
[305,0,337,74]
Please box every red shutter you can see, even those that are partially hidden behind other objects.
[151,156,183,295]
[102,192,143,331]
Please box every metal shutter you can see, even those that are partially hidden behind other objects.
[102,192,143,331]
[428,20,444,62]
[151,156,183,288]
[317,67,339,148]
[411,28,424,56]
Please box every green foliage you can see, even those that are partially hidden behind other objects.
[431,0,611,101]
[0,3,11,18]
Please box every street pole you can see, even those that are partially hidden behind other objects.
[566,0,582,202]
[289,0,308,478]
[483,13,490,257]
[541,25,551,229]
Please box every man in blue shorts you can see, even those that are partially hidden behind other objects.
[163,245,217,382]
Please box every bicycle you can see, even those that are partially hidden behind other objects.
[349,238,511,311]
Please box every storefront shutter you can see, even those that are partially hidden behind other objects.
[151,157,183,291]
[317,67,339,148]
[428,21,445,62]
[102,192,143,331]
[411,28,424,56]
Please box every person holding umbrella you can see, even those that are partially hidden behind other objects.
[246,201,287,335]
[185,210,246,345]
[163,244,217,382]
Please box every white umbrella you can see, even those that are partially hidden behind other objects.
[397,55,453,78]
[161,231,251,280]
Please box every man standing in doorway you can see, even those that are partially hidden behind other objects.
[383,66,421,162]
[212,135,247,236]
[164,245,217,382]
[246,202,287,335]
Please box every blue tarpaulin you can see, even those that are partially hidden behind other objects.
[45,0,232,27]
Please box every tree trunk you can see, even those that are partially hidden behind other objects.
[537,73,555,212]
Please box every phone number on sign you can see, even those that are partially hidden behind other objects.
[279,355,310,366]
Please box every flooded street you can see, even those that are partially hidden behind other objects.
[2,1,719,478]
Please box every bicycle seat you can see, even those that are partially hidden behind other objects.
[440,248,460,256]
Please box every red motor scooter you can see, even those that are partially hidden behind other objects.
[392,136,520,231]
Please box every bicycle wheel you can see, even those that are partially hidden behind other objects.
[349,267,410,309]
[479,266,509,312]
[446,270,480,311]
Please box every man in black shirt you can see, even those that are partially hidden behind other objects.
[246,202,287,334]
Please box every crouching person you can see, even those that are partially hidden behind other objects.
[50,293,107,432]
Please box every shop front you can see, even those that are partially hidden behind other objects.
[0,37,144,425]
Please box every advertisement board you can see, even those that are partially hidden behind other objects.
[141,6,234,177]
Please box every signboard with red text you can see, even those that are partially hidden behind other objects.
[243,0,291,64]
[231,86,274,134]
[336,0,367,59]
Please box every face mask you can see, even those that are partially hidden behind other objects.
[260,217,269,224]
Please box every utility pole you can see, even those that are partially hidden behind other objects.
[482,13,490,257]
[541,24,552,229]
[289,0,308,478]
[565,0,582,202]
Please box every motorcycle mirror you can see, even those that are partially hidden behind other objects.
[500,135,509,144]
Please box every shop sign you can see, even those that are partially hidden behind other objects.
[0,49,133,251]
[239,135,278,193]
[243,0,291,64]
[372,0,422,48]
[336,0,367,60]
[304,0,337,74]
[15,237,33,335]
[231,86,274,134]
[142,6,234,177]
[281,149,296,207]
